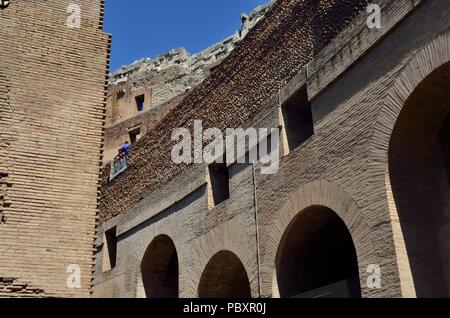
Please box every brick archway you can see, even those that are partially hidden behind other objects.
[370,32,450,297]
[262,180,374,297]
[197,250,251,298]
[138,234,179,298]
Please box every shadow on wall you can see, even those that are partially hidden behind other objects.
[389,62,450,298]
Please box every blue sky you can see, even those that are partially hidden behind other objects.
[104,0,269,72]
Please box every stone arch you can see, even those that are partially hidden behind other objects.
[197,250,251,298]
[138,234,179,298]
[275,205,361,298]
[262,180,374,297]
[370,32,450,297]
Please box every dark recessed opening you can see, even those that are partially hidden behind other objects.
[141,235,179,298]
[135,94,145,112]
[208,163,230,207]
[129,128,141,144]
[389,63,450,297]
[276,206,360,298]
[281,86,314,151]
[198,251,251,298]
[103,227,117,271]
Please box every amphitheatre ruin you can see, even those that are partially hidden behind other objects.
[1,0,450,298]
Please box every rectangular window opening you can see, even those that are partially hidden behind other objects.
[102,227,117,272]
[281,85,314,152]
[135,94,145,112]
[129,128,141,145]
[207,163,230,209]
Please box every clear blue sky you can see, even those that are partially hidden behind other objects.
[104,0,269,72]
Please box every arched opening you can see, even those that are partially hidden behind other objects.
[140,235,179,298]
[275,205,361,298]
[198,251,251,298]
[389,62,450,297]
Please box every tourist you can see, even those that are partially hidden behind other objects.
[122,141,131,156]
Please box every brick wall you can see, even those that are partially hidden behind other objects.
[104,87,187,164]
[93,0,450,297]
[0,0,110,297]
[99,0,370,223]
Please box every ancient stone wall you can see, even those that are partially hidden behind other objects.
[94,0,449,298]
[0,0,110,297]
[103,1,275,163]
[99,0,370,223]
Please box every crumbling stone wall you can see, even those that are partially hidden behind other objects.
[106,64,195,128]
[107,0,274,115]
[109,1,275,87]
[103,1,275,163]
[0,0,110,297]
[100,0,369,223]
[0,277,45,297]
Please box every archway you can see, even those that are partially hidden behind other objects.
[275,205,361,298]
[140,235,179,298]
[388,62,450,297]
[198,251,251,298]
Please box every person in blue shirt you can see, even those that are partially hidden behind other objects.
[121,141,131,156]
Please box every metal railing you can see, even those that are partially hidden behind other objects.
[291,276,361,298]
[110,156,129,181]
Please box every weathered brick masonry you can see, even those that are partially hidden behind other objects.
[0,0,110,297]
[100,0,370,222]
[103,91,187,165]
[102,2,274,164]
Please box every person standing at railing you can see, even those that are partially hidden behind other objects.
[122,141,131,157]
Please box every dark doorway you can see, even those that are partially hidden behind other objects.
[198,251,251,298]
[141,235,179,298]
[275,205,361,298]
